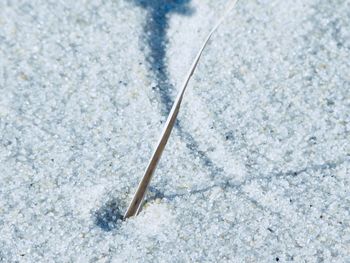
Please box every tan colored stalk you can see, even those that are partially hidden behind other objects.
[124,0,238,219]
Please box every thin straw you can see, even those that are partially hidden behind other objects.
[123,0,238,219]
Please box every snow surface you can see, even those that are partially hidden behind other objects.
[0,0,349,262]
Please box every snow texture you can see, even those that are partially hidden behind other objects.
[0,0,349,262]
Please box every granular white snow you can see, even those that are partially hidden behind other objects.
[0,0,349,262]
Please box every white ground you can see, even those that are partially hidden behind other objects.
[0,0,349,262]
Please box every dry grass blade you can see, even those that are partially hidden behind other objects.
[123,0,239,219]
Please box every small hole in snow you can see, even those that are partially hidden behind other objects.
[94,199,124,231]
